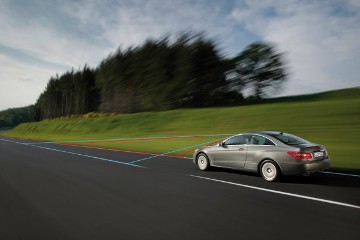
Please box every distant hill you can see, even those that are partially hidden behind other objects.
[0,105,34,129]
[264,87,360,103]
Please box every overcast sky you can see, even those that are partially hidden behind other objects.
[1,0,359,110]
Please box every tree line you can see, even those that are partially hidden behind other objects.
[33,33,287,121]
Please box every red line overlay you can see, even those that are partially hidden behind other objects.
[61,143,191,159]
[74,135,202,144]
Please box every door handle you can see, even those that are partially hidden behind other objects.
[238,148,244,151]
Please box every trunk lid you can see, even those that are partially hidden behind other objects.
[296,143,327,160]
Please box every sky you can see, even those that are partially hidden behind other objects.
[1,0,359,110]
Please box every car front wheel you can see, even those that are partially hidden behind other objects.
[197,153,210,171]
[260,160,280,182]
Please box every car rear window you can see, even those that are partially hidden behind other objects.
[270,133,309,145]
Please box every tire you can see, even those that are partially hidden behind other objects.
[197,153,210,171]
[260,160,280,182]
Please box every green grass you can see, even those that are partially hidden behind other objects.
[2,88,360,169]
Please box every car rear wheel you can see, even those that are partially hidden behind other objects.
[197,153,210,171]
[260,160,280,182]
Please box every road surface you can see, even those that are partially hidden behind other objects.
[0,137,359,240]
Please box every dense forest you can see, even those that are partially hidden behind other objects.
[32,33,287,121]
[0,105,34,128]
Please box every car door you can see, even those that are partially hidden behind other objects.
[212,135,250,169]
[244,134,277,169]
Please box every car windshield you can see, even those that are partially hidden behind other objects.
[269,133,310,145]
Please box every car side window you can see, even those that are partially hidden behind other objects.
[224,135,250,145]
[250,135,275,145]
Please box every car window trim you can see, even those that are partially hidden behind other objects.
[223,134,277,146]
[248,133,277,146]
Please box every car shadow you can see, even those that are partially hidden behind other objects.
[207,167,360,188]
[207,167,259,177]
[280,173,360,188]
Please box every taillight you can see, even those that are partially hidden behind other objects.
[287,151,312,160]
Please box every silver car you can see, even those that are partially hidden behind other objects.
[193,131,330,181]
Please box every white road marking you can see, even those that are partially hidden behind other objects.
[321,171,360,178]
[188,174,360,210]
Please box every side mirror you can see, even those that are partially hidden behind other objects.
[219,142,225,147]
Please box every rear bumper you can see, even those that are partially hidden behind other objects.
[280,157,331,175]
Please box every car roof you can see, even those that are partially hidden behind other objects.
[235,131,283,136]
[253,131,283,135]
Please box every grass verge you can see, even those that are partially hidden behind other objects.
[2,88,360,170]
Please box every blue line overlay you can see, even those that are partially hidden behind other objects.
[0,138,144,168]
[129,137,225,164]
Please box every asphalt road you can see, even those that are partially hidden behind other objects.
[0,137,359,240]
